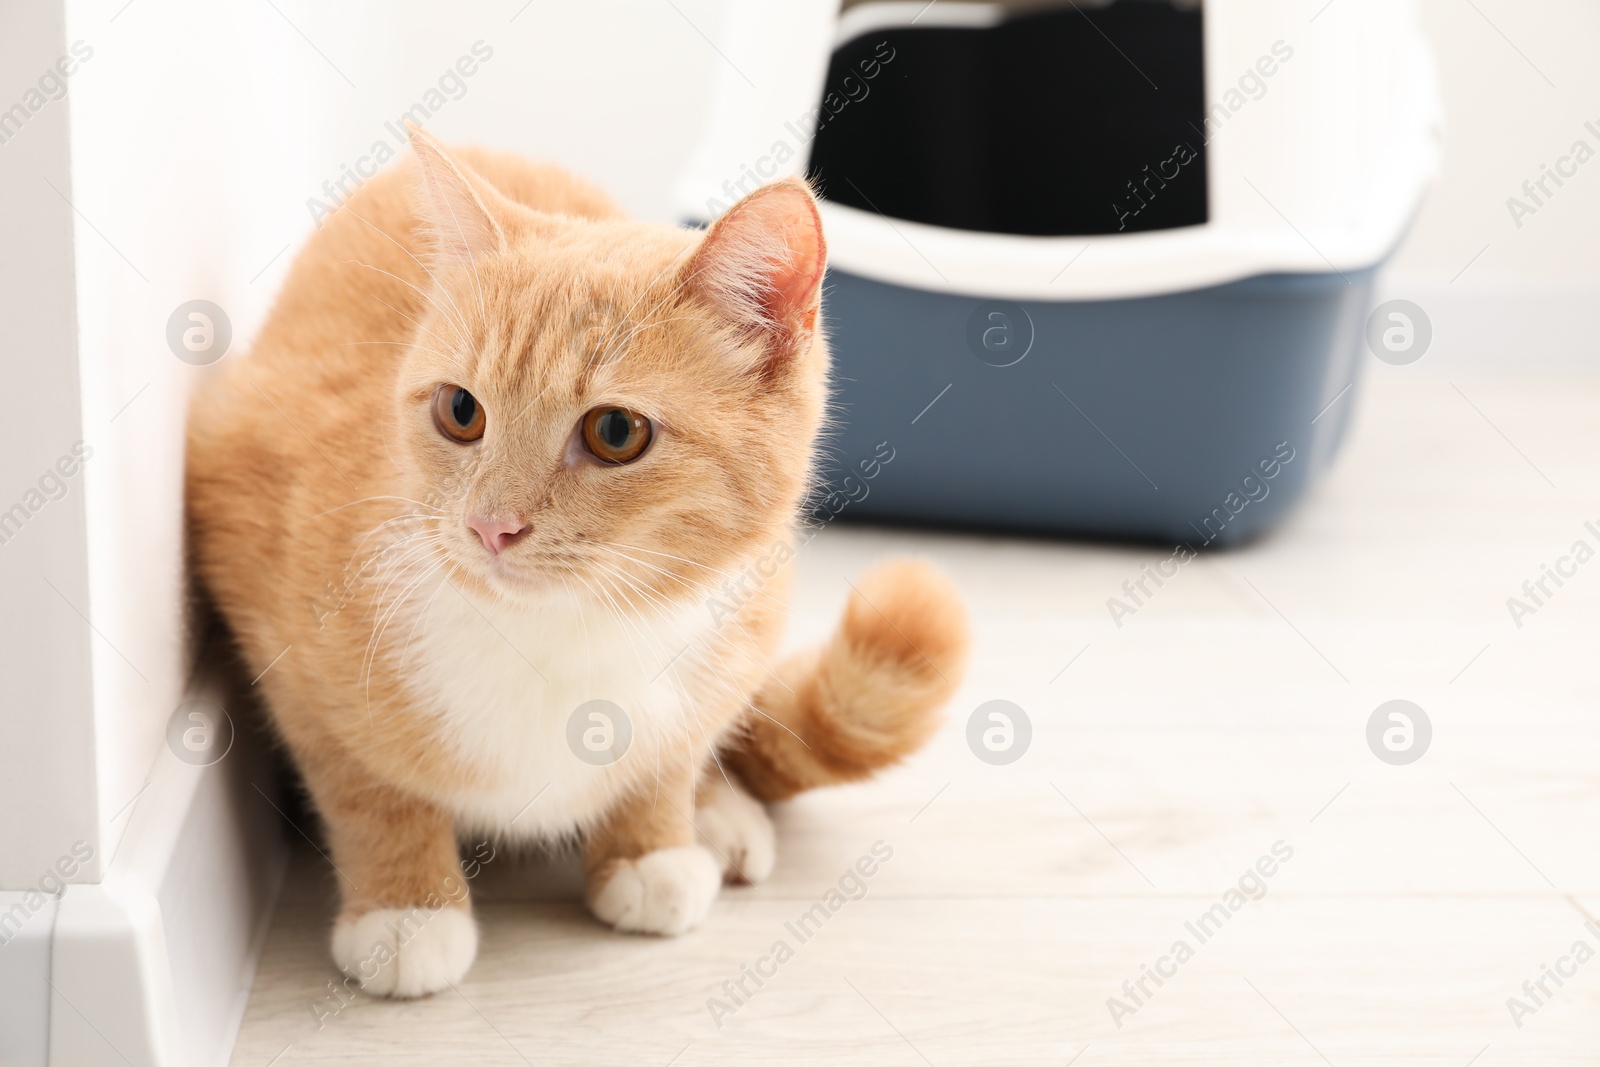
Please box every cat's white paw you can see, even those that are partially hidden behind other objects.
[589,845,722,936]
[331,906,477,998]
[696,781,776,884]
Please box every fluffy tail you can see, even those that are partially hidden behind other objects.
[724,558,969,801]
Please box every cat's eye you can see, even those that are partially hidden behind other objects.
[432,385,486,443]
[580,406,652,464]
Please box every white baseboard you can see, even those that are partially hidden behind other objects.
[40,710,288,1067]
[0,893,57,1066]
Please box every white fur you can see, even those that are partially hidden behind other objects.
[395,576,726,839]
[695,780,776,883]
[588,845,722,935]
[331,906,477,998]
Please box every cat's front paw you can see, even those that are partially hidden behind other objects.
[588,845,721,936]
[331,905,478,998]
[695,780,776,884]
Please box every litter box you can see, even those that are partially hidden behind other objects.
[674,0,1441,544]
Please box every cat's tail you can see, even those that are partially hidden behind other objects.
[723,559,969,801]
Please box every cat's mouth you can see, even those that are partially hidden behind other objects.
[482,556,565,598]
[448,537,707,612]
[442,539,565,601]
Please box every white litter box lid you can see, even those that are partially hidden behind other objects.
[673,0,1442,300]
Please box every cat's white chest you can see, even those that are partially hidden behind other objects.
[395,579,714,838]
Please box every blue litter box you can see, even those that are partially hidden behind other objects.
[675,0,1441,544]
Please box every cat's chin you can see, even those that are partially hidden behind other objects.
[451,557,565,605]
[490,573,566,604]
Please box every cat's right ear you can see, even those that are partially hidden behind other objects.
[408,124,510,267]
[686,178,827,374]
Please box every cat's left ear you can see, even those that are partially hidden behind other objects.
[687,178,827,370]
[408,124,511,266]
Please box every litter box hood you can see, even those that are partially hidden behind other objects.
[673,0,1442,301]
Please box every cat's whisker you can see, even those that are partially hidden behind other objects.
[578,538,720,574]
[554,569,660,786]
[422,183,492,328]
[362,553,447,713]
[342,259,474,347]
[585,262,704,375]
[353,515,446,550]
[588,559,686,650]
[595,313,701,368]
[587,246,696,372]
[400,564,451,660]
[361,530,443,574]
[368,549,446,617]
[582,565,662,686]
[587,555,729,651]
[361,564,428,694]
[362,299,469,376]
[578,539,724,578]
[349,514,446,556]
[361,278,464,343]
[319,494,448,518]
[356,543,441,591]
[602,590,715,736]
[581,543,706,596]
[590,570,742,798]
[585,544,806,694]
[599,257,724,374]
[359,535,447,629]
[341,340,462,369]
[363,568,442,724]
[579,550,800,700]
[336,530,442,614]
[657,599,780,690]
[362,551,443,644]
[581,540,797,620]
[337,202,476,347]
[674,640,809,750]
[702,618,795,696]
[590,566,769,779]
[667,653,740,797]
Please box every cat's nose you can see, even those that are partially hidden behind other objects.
[466,515,528,555]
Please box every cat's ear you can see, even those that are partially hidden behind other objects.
[408,124,509,266]
[687,178,827,369]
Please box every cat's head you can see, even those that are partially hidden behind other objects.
[391,129,829,611]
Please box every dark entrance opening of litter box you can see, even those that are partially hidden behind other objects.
[806,1,1208,236]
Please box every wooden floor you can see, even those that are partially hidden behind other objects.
[229,367,1600,1066]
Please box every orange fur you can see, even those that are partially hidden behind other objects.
[724,559,970,801]
[185,129,968,994]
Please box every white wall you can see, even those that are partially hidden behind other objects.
[1397,0,1599,286]
[61,2,402,887]
[0,0,101,893]
[1381,0,1599,368]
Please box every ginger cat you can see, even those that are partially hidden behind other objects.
[185,128,968,996]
